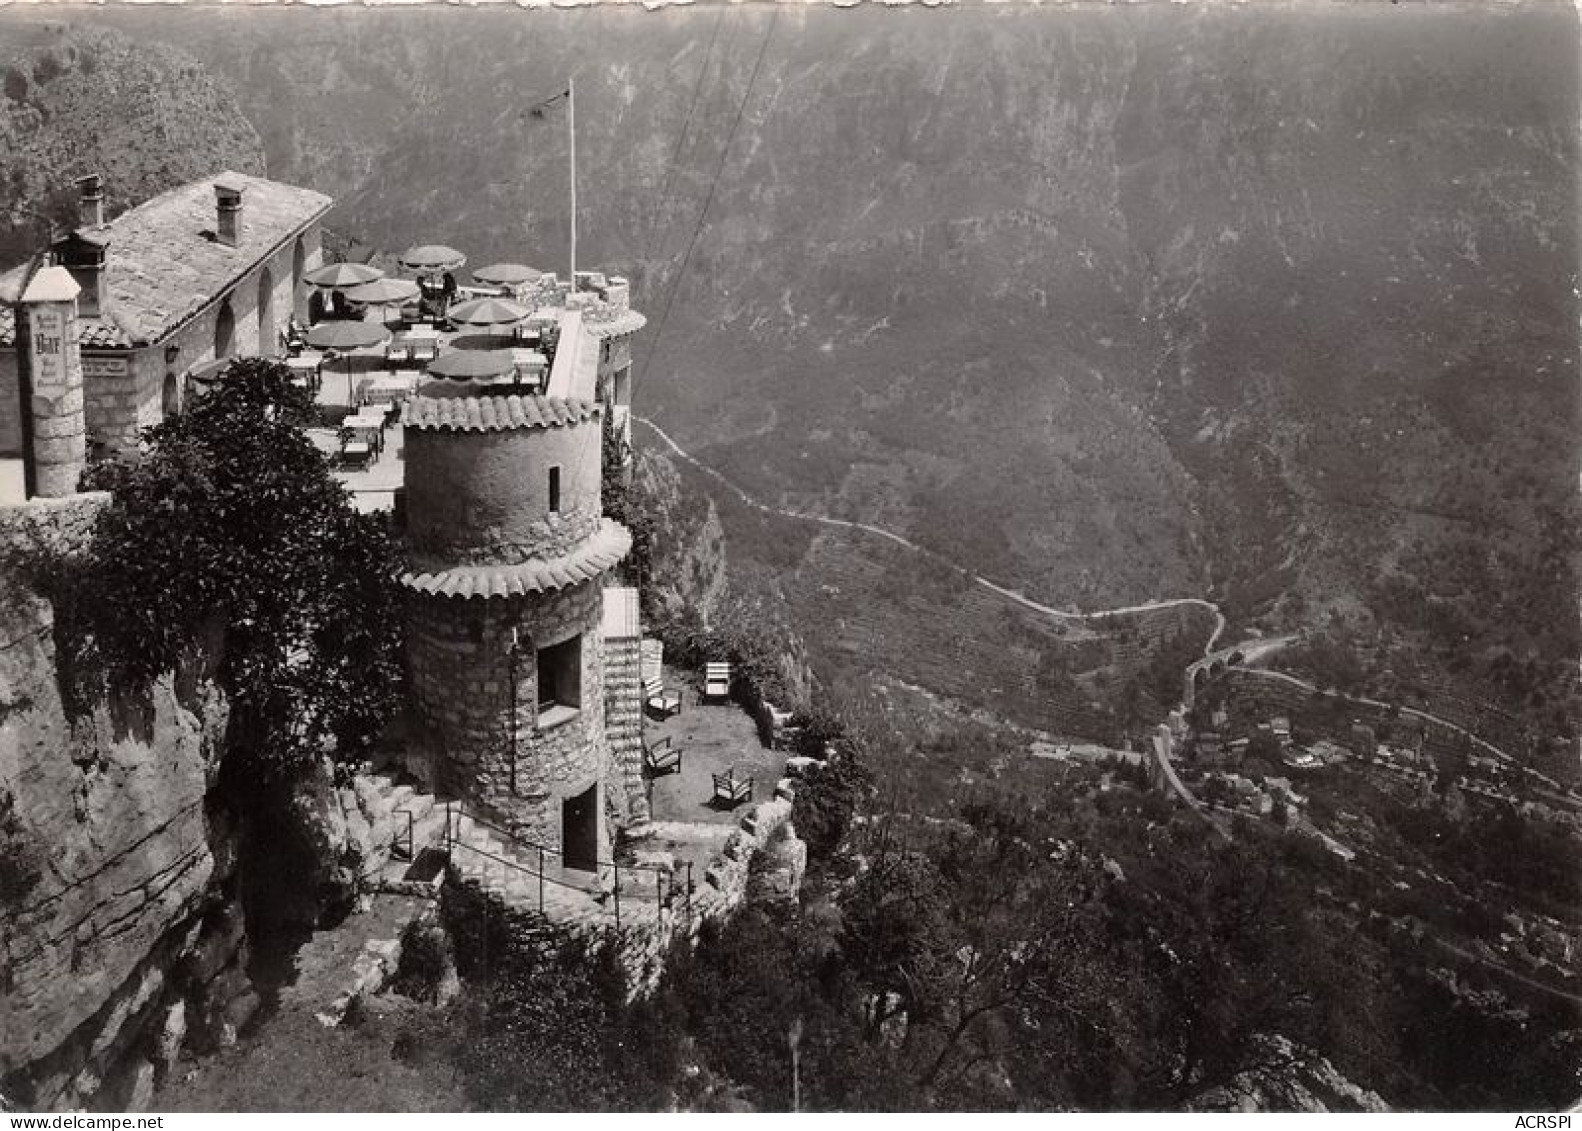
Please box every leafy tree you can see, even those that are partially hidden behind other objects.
[602,410,654,587]
[62,359,404,783]
[456,934,679,1111]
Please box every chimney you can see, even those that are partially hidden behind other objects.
[215,181,244,248]
[75,173,104,229]
[55,231,107,320]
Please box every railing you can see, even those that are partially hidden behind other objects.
[441,802,693,930]
[391,808,416,863]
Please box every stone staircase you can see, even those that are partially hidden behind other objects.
[340,766,451,896]
[602,631,649,823]
[444,810,680,931]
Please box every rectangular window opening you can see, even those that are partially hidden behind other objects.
[537,634,582,716]
[548,465,562,513]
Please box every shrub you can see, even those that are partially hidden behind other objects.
[60,360,405,783]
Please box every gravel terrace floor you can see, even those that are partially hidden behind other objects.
[643,685,781,828]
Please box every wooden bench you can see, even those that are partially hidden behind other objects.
[712,770,753,807]
[703,661,732,703]
[644,735,682,777]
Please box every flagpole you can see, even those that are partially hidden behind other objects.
[568,76,577,288]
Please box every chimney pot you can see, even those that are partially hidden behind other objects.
[215,182,244,248]
[75,173,104,229]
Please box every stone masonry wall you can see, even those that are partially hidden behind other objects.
[440,786,806,1001]
[0,494,250,1111]
[405,579,613,855]
[6,232,317,461]
[403,418,604,571]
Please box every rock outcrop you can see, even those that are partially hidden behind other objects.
[0,495,248,1111]
[634,449,727,629]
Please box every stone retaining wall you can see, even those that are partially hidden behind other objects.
[440,785,807,1000]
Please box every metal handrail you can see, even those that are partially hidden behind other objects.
[441,801,679,928]
[392,808,415,863]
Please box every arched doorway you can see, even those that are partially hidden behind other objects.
[214,299,236,359]
[161,372,181,420]
[257,266,276,355]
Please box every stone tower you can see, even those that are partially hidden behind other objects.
[401,387,631,872]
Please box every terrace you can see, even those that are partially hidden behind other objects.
[289,270,631,509]
[625,665,791,878]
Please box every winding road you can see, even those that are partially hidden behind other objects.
[635,416,1538,772]
[637,416,1226,651]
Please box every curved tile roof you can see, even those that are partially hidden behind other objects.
[582,309,647,340]
[401,519,631,599]
[402,393,599,433]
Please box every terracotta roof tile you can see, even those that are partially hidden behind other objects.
[402,393,599,433]
[401,519,631,598]
[582,309,647,339]
[0,171,331,349]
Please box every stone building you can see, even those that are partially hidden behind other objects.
[0,172,331,460]
[401,387,634,873]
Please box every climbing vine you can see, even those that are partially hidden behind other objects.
[57,358,405,782]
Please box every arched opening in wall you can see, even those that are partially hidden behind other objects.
[214,299,236,360]
[257,265,276,355]
[162,372,181,420]
[292,236,307,321]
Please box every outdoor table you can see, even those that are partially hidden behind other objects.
[363,373,415,403]
[339,440,373,470]
[285,354,322,393]
[341,413,387,456]
[510,349,548,390]
[399,327,441,365]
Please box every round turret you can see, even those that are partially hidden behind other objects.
[400,390,630,869]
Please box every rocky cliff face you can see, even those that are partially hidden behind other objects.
[635,448,727,629]
[0,497,253,1111]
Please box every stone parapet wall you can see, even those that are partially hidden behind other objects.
[440,784,807,1001]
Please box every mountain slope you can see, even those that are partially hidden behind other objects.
[9,3,1574,739]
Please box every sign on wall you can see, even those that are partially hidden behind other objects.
[29,307,70,392]
[82,356,130,379]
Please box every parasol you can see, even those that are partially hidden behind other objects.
[304,261,385,289]
[427,349,518,381]
[305,320,391,405]
[399,244,467,275]
[447,296,530,328]
[472,263,542,287]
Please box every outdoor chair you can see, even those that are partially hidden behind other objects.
[703,662,733,704]
[712,770,753,808]
[385,342,411,365]
[644,674,682,720]
[644,735,682,777]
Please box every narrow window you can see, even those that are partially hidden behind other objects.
[548,465,562,513]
